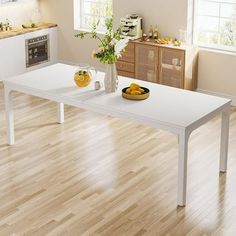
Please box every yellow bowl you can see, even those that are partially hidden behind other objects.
[122,87,150,100]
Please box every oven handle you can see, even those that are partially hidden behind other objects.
[26,39,48,46]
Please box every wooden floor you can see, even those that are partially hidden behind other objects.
[0,82,236,236]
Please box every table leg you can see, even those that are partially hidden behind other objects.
[4,86,14,145]
[219,106,230,173]
[57,102,64,124]
[177,130,190,206]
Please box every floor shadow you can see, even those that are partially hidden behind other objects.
[16,122,59,131]
[0,144,9,148]
[47,86,77,94]
[47,86,107,101]
[72,90,105,100]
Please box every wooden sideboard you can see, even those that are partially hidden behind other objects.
[116,42,135,78]
[117,40,198,90]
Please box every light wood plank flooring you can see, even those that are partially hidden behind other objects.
[0,83,236,236]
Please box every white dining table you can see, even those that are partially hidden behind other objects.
[3,63,231,206]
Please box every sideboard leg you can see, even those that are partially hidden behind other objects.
[219,106,230,173]
[57,102,64,124]
[4,86,14,145]
[177,130,190,206]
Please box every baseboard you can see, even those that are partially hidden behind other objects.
[197,89,236,106]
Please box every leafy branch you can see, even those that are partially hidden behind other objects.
[75,17,127,64]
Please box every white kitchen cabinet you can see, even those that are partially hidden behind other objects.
[0,35,26,80]
[25,27,58,72]
[0,27,58,80]
[49,27,58,64]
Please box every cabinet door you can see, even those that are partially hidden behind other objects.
[120,42,134,63]
[159,48,185,88]
[0,35,26,80]
[135,44,158,83]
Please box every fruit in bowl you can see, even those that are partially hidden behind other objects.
[173,39,182,47]
[126,83,145,95]
[122,83,150,100]
[155,37,172,45]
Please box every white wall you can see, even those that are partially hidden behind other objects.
[39,0,188,68]
[40,0,97,67]
[39,0,236,103]
[113,0,188,39]
[0,0,41,26]
[198,50,236,101]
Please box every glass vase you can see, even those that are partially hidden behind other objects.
[104,63,118,93]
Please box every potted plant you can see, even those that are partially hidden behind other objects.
[75,17,128,93]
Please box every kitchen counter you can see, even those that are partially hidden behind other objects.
[0,23,57,40]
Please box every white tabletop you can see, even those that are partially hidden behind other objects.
[3,63,231,132]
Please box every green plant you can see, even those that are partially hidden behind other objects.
[75,17,128,64]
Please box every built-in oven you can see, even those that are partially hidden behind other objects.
[25,34,50,68]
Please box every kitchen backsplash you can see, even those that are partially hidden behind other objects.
[0,0,41,26]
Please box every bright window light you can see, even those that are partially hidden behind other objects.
[194,0,236,52]
[74,0,112,33]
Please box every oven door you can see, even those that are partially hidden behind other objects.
[26,35,50,68]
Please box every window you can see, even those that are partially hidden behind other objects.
[74,0,112,33]
[0,0,17,4]
[194,0,236,52]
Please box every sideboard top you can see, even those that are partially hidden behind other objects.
[131,39,196,51]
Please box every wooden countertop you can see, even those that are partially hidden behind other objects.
[0,23,57,40]
[126,38,194,51]
[132,39,191,51]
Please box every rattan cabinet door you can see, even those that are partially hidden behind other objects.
[159,48,185,88]
[135,44,158,83]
